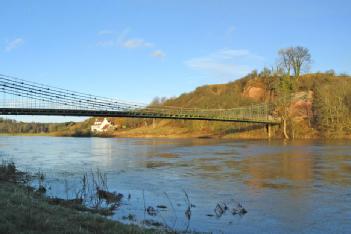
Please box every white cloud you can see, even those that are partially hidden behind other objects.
[96,28,166,58]
[186,58,251,78]
[214,49,263,60]
[96,40,115,47]
[122,39,153,49]
[98,30,114,35]
[116,28,130,44]
[185,49,264,80]
[227,26,235,34]
[151,50,165,59]
[5,38,24,52]
[96,28,130,47]
[96,28,154,50]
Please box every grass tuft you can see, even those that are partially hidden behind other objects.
[0,162,158,234]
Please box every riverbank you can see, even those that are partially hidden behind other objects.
[0,163,155,234]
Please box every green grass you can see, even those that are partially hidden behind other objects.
[0,181,158,234]
[0,182,157,234]
[0,162,158,234]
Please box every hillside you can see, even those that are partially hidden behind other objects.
[104,71,351,139]
[1,72,351,139]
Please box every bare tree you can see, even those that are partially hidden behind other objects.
[291,46,311,78]
[149,96,167,107]
[278,46,311,79]
[278,48,292,76]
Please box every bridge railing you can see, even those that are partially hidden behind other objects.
[129,103,272,121]
[0,98,273,121]
[0,73,277,123]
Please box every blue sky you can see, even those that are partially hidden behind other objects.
[1,0,350,122]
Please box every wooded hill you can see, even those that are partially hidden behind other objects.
[113,71,351,139]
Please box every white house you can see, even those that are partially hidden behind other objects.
[91,118,114,133]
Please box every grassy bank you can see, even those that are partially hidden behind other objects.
[0,163,155,234]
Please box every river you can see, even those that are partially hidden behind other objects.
[0,136,350,233]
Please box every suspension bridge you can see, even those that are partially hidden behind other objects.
[0,74,280,124]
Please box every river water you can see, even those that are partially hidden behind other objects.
[0,136,350,233]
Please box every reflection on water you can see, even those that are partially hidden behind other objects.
[0,136,350,233]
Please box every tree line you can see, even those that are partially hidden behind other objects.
[0,118,75,134]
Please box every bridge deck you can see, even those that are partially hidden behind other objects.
[0,74,281,125]
[0,108,280,124]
